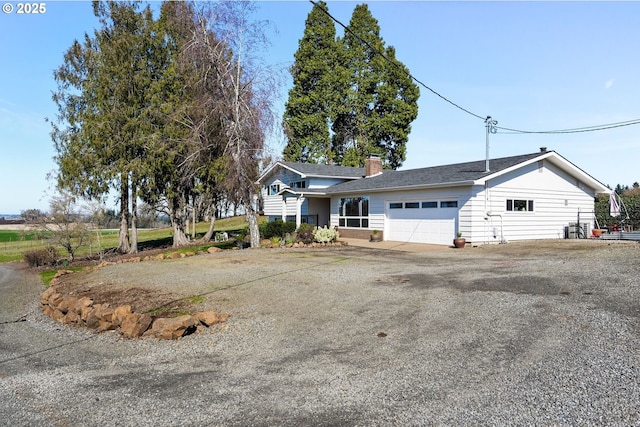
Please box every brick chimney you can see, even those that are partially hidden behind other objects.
[365,154,383,177]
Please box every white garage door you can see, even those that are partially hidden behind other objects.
[386,201,457,245]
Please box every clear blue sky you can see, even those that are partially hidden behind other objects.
[1,1,639,214]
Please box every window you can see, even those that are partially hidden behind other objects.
[339,197,369,228]
[268,184,280,196]
[405,202,420,209]
[440,201,458,208]
[422,201,438,208]
[506,199,534,212]
[389,202,403,209]
[289,180,306,189]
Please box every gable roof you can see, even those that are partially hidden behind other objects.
[324,151,609,195]
[257,161,365,183]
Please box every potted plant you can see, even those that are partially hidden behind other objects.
[370,229,382,242]
[453,232,466,248]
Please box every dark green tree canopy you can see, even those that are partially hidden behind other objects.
[283,2,419,169]
[51,0,275,250]
[282,1,338,164]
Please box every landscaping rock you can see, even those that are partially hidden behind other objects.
[149,315,198,340]
[61,310,81,325]
[120,313,153,338]
[40,286,57,305]
[207,247,222,253]
[47,292,64,310]
[194,311,220,327]
[113,305,133,326]
[71,296,93,314]
[57,296,78,314]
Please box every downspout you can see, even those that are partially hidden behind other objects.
[485,211,507,244]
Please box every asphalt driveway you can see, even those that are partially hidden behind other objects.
[1,240,639,425]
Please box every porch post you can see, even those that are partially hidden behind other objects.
[296,196,305,228]
[281,197,287,222]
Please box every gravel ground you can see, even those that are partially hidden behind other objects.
[1,240,639,426]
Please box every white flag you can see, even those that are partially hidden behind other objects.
[609,192,620,217]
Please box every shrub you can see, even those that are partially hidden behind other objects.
[296,223,315,244]
[270,236,282,246]
[314,226,339,243]
[23,246,59,267]
[261,219,296,239]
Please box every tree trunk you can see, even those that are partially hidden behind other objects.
[117,174,131,254]
[169,196,190,248]
[129,180,138,254]
[191,194,197,239]
[202,205,217,242]
[245,202,260,248]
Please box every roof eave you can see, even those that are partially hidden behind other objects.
[327,180,475,195]
[474,151,609,193]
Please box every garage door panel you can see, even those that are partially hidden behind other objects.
[386,203,457,245]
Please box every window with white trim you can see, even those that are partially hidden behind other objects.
[289,180,306,189]
[339,197,369,228]
[267,184,280,196]
[506,199,534,212]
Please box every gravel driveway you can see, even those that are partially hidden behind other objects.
[1,240,639,425]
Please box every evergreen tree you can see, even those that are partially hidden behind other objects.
[51,1,160,253]
[283,1,338,163]
[283,3,419,169]
[333,4,419,168]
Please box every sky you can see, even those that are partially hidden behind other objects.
[1,1,639,214]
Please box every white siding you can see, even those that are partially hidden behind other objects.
[308,177,352,190]
[474,161,597,243]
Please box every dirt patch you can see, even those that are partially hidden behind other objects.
[54,277,196,318]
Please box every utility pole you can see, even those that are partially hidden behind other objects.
[485,116,498,172]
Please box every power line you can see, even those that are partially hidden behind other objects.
[496,119,640,135]
[309,0,485,121]
[308,0,640,136]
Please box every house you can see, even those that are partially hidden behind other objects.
[256,148,610,245]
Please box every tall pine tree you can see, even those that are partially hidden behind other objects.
[282,1,338,164]
[283,3,419,169]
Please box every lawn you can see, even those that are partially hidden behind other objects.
[0,216,256,263]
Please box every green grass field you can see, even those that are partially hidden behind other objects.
[0,216,255,263]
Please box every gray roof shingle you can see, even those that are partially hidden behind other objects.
[324,152,545,194]
[280,162,366,179]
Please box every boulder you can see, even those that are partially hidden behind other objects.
[149,315,197,340]
[61,310,81,325]
[93,304,114,323]
[194,311,220,327]
[57,296,79,314]
[167,252,181,259]
[120,313,153,338]
[207,247,222,253]
[71,297,94,315]
[41,305,55,318]
[50,308,66,322]
[83,307,100,329]
[97,320,117,332]
[113,305,132,326]
[155,253,165,260]
[53,269,74,279]
[47,292,64,309]
[41,286,57,305]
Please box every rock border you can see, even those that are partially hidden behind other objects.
[40,270,228,340]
